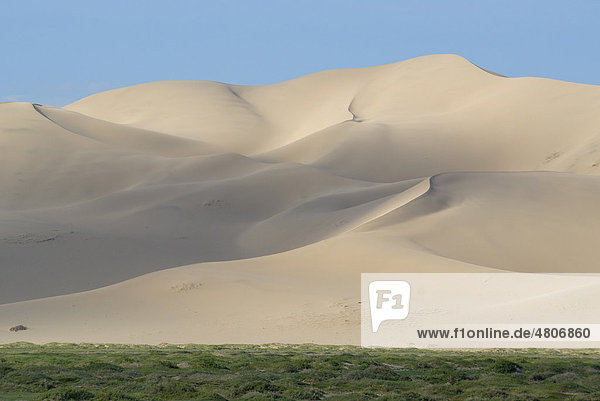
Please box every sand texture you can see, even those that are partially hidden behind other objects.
[1,54,600,344]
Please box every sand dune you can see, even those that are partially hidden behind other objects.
[1,54,600,344]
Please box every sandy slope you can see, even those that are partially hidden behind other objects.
[1,54,600,344]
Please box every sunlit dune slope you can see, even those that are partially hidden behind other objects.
[1,54,600,343]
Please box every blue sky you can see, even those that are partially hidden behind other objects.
[2,0,599,106]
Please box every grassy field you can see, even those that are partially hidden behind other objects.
[0,343,599,400]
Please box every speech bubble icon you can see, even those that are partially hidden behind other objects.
[369,280,411,332]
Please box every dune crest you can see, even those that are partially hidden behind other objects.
[1,54,600,344]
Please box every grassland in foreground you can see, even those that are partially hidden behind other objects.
[0,343,599,400]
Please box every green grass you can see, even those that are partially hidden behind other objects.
[1,343,600,400]
[0,393,39,401]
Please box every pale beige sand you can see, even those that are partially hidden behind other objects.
[1,54,600,344]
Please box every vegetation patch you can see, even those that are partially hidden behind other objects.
[8,325,28,332]
[0,343,599,400]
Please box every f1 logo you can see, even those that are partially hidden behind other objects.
[369,280,411,332]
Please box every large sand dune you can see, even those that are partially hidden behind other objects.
[1,54,600,344]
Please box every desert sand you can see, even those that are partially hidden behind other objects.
[1,54,600,344]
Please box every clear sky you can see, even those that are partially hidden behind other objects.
[2,0,599,106]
